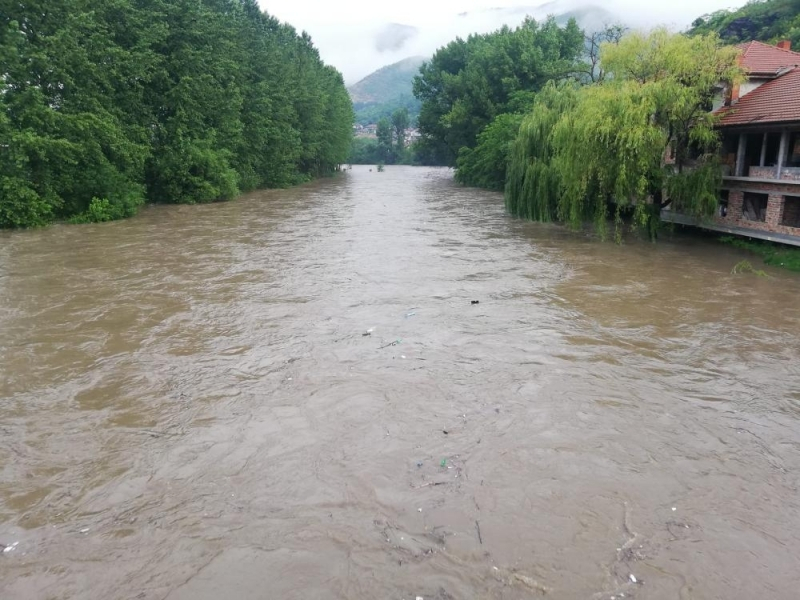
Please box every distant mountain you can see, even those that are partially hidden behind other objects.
[347,3,625,126]
[348,56,426,105]
[687,0,799,48]
[348,56,426,126]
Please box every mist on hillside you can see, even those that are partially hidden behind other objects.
[261,0,747,84]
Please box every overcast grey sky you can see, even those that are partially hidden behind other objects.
[258,0,747,84]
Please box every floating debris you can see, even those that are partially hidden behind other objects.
[2,542,19,553]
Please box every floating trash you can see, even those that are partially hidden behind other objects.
[2,542,19,553]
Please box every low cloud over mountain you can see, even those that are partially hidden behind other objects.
[261,0,747,83]
[375,23,420,53]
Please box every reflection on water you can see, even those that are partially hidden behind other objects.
[1,166,799,599]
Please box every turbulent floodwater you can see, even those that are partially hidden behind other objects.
[1,166,800,600]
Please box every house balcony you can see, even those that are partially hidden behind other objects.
[662,131,800,244]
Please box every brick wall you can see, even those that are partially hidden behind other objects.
[766,194,784,225]
[724,190,743,221]
[714,181,800,238]
[746,166,800,180]
[749,166,773,178]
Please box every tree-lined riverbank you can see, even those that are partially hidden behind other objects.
[0,0,353,228]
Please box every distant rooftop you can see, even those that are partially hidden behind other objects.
[737,40,800,77]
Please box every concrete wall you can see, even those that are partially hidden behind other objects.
[739,78,770,99]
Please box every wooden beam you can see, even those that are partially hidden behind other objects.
[735,133,747,177]
[759,132,768,167]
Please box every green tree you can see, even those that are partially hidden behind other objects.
[376,117,394,163]
[505,82,580,222]
[412,16,584,166]
[391,108,410,153]
[455,113,523,190]
[0,0,353,227]
[506,29,743,239]
[0,0,153,226]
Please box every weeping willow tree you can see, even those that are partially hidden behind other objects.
[505,81,580,221]
[506,29,743,239]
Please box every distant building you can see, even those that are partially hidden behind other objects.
[663,40,800,246]
[353,123,378,139]
[404,128,421,146]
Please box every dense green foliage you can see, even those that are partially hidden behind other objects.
[412,17,584,167]
[0,0,353,228]
[452,25,627,191]
[349,56,425,126]
[505,82,580,221]
[455,114,523,190]
[505,30,742,239]
[689,0,800,48]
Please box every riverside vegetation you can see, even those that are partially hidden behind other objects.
[411,0,800,259]
[0,0,353,228]
[413,18,743,240]
[407,1,800,273]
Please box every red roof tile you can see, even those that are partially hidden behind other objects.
[716,67,800,126]
[737,40,800,76]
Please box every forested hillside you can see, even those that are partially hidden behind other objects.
[0,0,353,228]
[349,57,424,126]
[689,0,800,47]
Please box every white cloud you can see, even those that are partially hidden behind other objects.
[258,0,748,84]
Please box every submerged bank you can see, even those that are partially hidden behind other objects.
[718,235,800,272]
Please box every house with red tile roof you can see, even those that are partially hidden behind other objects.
[663,40,800,245]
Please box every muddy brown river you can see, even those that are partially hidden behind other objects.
[1,166,799,599]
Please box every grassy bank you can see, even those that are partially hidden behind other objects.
[719,236,800,272]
